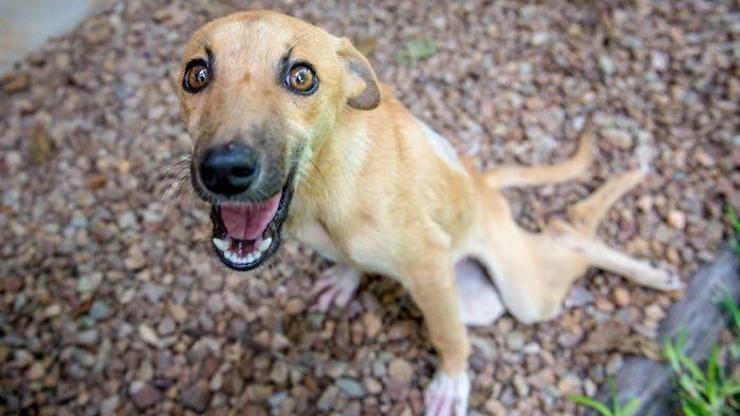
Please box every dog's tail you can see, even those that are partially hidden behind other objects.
[483,115,595,189]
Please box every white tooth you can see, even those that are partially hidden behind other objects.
[213,238,229,252]
[252,250,262,261]
[245,253,255,263]
[258,237,272,252]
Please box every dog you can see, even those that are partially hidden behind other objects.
[177,11,683,415]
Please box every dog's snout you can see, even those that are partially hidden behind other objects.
[199,142,260,196]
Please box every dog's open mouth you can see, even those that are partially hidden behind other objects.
[209,181,294,271]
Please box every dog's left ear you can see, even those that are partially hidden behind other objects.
[335,37,380,110]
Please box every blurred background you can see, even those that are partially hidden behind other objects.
[0,0,737,415]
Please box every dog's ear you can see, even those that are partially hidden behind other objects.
[335,37,380,110]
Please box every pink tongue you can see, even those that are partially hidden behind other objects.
[220,193,282,240]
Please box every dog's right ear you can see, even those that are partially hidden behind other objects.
[335,37,380,110]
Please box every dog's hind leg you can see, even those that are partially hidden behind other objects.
[558,232,683,291]
[484,115,595,189]
[568,169,645,236]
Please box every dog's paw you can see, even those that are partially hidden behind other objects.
[648,263,685,292]
[424,371,470,416]
[310,264,361,311]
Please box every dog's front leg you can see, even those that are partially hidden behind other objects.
[405,258,471,416]
[310,264,361,311]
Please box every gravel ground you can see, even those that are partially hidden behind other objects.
[1,0,737,415]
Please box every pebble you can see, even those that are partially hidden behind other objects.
[100,395,119,415]
[645,304,666,321]
[506,331,526,351]
[76,329,99,346]
[129,382,160,410]
[613,287,631,307]
[27,362,46,380]
[180,382,210,413]
[388,359,413,384]
[138,324,161,348]
[337,377,366,398]
[88,300,110,321]
[557,374,582,396]
[363,376,383,394]
[667,210,686,230]
[602,128,633,149]
[363,312,382,338]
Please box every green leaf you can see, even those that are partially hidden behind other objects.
[568,395,613,416]
[680,354,706,383]
[621,398,641,416]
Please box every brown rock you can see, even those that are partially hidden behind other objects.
[129,382,161,410]
[362,312,382,338]
[613,287,631,307]
[1,72,30,93]
[29,123,53,165]
[667,210,686,230]
[180,382,210,413]
[388,359,413,384]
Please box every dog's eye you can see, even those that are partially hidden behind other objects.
[286,64,318,95]
[183,59,210,93]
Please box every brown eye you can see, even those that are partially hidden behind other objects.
[286,64,318,94]
[183,59,210,93]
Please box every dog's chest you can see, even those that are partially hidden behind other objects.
[292,220,344,262]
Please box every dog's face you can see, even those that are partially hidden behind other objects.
[177,11,380,271]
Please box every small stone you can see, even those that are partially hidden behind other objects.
[157,317,175,335]
[180,383,210,413]
[129,382,160,410]
[513,373,529,397]
[76,329,99,346]
[168,303,188,322]
[613,287,631,307]
[143,283,165,303]
[667,210,686,230]
[316,386,339,411]
[650,50,669,71]
[28,124,54,165]
[695,149,715,167]
[1,72,30,93]
[27,362,45,380]
[506,331,526,351]
[362,312,382,338]
[285,298,305,315]
[89,300,110,321]
[43,303,62,319]
[337,377,366,398]
[485,398,507,416]
[645,304,665,321]
[602,128,633,149]
[565,286,593,308]
[270,361,288,385]
[599,55,615,75]
[138,324,160,347]
[388,359,413,384]
[3,276,23,292]
[364,376,383,394]
[595,297,615,312]
[557,374,582,396]
[118,211,137,229]
[100,395,119,415]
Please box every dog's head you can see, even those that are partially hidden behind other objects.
[177,11,380,271]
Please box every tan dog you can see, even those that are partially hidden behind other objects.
[177,11,682,415]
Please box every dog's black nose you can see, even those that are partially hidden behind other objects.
[199,142,260,196]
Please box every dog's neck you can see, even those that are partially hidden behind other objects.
[290,103,390,225]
